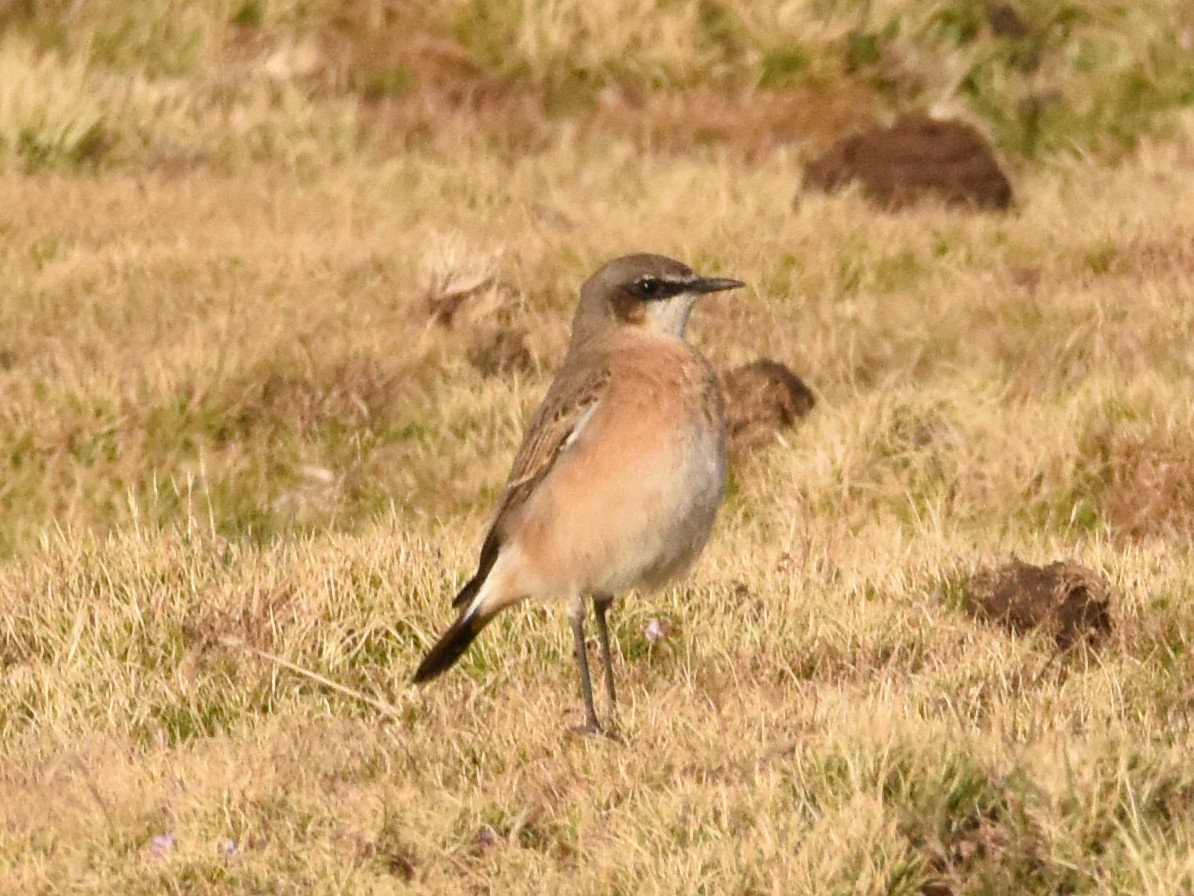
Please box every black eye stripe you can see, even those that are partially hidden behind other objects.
[631,277,690,300]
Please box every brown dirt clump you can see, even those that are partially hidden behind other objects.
[722,359,816,458]
[964,560,1114,649]
[802,113,1013,210]
[467,326,534,378]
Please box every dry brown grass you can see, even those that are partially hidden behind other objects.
[2,3,1194,893]
[2,130,1193,892]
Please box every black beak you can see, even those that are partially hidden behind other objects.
[690,276,746,294]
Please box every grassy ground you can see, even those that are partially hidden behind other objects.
[2,2,1194,893]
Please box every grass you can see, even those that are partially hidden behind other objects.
[2,1,1194,893]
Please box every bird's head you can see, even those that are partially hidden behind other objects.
[570,253,744,351]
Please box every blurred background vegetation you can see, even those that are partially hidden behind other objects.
[1,0,1192,170]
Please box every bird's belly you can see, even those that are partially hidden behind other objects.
[615,435,725,591]
[517,415,726,599]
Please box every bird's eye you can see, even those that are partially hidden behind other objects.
[635,277,661,297]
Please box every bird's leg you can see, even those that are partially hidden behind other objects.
[592,593,617,716]
[568,601,601,734]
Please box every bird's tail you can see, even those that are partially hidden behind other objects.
[415,535,504,683]
[412,606,493,683]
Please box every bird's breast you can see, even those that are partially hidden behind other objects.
[507,334,727,600]
[577,339,726,589]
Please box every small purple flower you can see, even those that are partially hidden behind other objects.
[220,838,237,859]
[475,825,499,850]
[644,618,667,644]
[149,833,176,859]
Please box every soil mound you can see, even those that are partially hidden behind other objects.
[964,560,1114,649]
[722,359,816,457]
[803,114,1013,210]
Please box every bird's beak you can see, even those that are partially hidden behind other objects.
[690,277,746,295]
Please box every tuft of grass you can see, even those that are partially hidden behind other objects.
[0,41,114,170]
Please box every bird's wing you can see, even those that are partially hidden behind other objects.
[498,362,610,523]
[451,360,610,609]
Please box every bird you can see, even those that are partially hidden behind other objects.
[412,253,744,734]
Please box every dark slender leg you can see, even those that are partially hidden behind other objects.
[569,608,601,733]
[592,594,617,715]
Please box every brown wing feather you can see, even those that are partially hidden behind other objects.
[498,364,610,525]
[450,358,610,608]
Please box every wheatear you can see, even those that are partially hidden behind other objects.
[413,254,743,733]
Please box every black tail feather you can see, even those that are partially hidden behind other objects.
[452,532,500,608]
[413,610,491,683]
